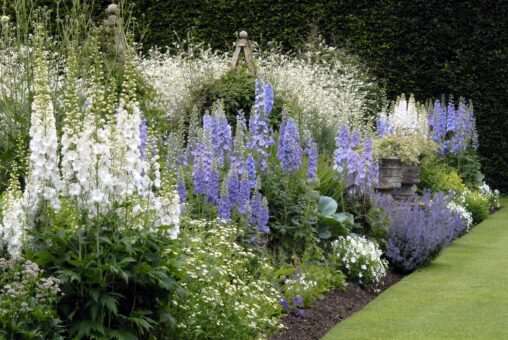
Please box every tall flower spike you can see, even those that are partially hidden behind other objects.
[305,138,318,183]
[238,170,251,214]
[1,169,26,256]
[24,27,62,220]
[277,117,302,173]
[60,48,83,194]
[246,153,257,188]
[258,197,270,234]
[227,168,239,208]
[218,178,231,222]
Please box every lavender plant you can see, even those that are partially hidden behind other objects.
[379,192,467,272]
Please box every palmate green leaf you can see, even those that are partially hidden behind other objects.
[100,293,119,316]
[56,268,81,284]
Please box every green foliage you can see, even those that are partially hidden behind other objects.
[27,206,181,339]
[276,251,346,308]
[375,134,438,165]
[463,191,489,224]
[446,151,485,189]
[263,157,318,257]
[420,157,468,194]
[315,195,354,240]
[0,256,63,339]
[187,66,255,124]
[171,219,282,339]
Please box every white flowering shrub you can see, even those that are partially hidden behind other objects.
[331,234,388,285]
[478,182,501,210]
[171,219,282,338]
[447,200,473,230]
[140,40,378,135]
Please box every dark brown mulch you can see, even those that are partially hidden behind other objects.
[270,271,404,340]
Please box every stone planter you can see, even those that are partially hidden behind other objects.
[376,157,403,191]
[392,164,421,202]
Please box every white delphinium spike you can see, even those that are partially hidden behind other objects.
[24,28,62,220]
[387,94,428,135]
[1,172,26,256]
[60,50,83,193]
[152,176,181,239]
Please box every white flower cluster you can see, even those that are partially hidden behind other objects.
[447,201,473,230]
[332,234,388,285]
[284,272,318,296]
[139,47,229,120]
[0,179,26,257]
[478,182,500,209]
[23,33,62,220]
[1,38,181,253]
[140,41,377,134]
[379,94,428,135]
[174,220,281,337]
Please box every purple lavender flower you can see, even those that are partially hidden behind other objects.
[277,117,302,173]
[246,154,257,188]
[211,108,233,167]
[247,80,275,169]
[334,127,378,196]
[238,170,251,214]
[280,298,290,309]
[192,142,212,195]
[258,197,270,234]
[227,168,239,208]
[139,119,148,161]
[264,82,274,113]
[249,190,262,226]
[177,181,186,204]
[218,179,231,222]
[376,118,392,137]
[293,296,304,307]
[206,165,220,206]
[305,138,318,183]
[379,191,466,272]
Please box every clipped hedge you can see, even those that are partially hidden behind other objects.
[4,0,507,191]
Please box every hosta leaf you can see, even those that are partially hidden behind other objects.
[318,196,337,216]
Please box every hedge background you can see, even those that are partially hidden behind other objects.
[7,0,508,192]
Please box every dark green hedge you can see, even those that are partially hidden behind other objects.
[5,1,508,191]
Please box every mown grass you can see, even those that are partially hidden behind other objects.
[324,198,508,340]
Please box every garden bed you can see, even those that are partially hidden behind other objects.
[271,271,404,340]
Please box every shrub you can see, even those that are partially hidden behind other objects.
[380,192,466,273]
[462,190,489,224]
[28,209,181,339]
[420,158,468,194]
[0,257,62,339]
[375,133,438,165]
[329,234,388,285]
[478,182,501,211]
[277,251,345,309]
[171,219,282,339]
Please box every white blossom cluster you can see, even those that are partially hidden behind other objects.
[379,94,428,135]
[0,38,182,257]
[447,201,473,230]
[0,178,26,257]
[23,33,62,220]
[140,41,377,134]
[173,220,282,337]
[478,182,501,210]
[332,234,388,285]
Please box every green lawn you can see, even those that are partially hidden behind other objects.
[324,198,508,340]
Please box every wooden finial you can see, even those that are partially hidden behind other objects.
[231,31,256,77]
